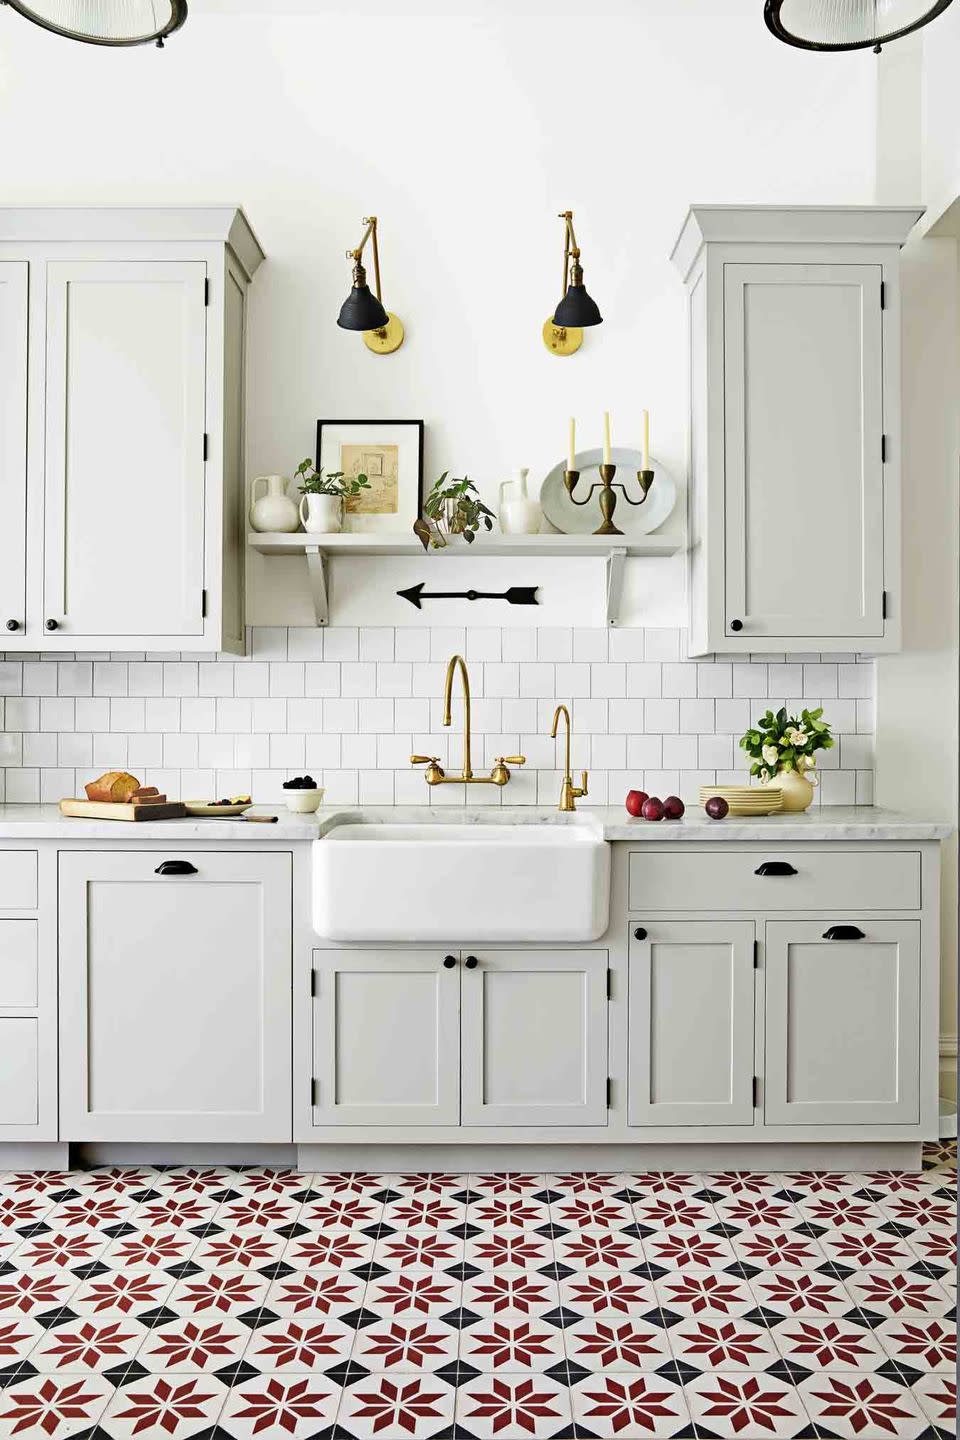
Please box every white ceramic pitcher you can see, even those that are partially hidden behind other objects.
[300,493,343,534]
[249,475,299,533]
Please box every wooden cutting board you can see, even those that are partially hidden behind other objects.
[59,798,188,821]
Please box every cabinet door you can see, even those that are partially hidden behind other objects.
[628,921,755,1126]
[724,263,884,639]
[311,950,460,1126]
[0,263,28,635]
[461,949,608,1127]
[43,261,206,640]
[765,920,919,1125]
[59,851,291,1142]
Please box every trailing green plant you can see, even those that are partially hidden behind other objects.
[295,458,371,499]
[417,472,495,548]
[739,706,834,785]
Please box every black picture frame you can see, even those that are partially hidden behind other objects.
[315,418,425,533]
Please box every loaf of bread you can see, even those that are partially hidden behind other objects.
[84,771,141,803]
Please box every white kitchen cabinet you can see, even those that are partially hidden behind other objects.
[311,949,460,1126]
[58,850,291,1142]
[628,920,755,1126]
[0,207,263,652]
[0,1020,38,1127]
[0,262,28,637]
[764,919,920,1125]
[671,206,922,655]
[460,948,608,1126]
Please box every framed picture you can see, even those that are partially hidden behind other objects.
[316,419,424,535]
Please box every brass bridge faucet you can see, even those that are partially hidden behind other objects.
[411,654,526,786]
[551,703,588,811]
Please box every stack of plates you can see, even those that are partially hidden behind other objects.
[698,785,783,816]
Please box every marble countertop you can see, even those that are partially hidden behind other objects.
[0,803,949,841]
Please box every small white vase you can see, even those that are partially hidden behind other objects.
[250,475,299,533]
[499,467,542,535]
[770,769,815,812]
[300,493,343,534]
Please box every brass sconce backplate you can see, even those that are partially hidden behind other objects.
[363,313,405,354]
[542,318,583,356]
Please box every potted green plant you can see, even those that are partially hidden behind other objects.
[415,472,495,549]
[739,706,834,811]
[295,458,371,534]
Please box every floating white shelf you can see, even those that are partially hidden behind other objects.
[247,531,683,626]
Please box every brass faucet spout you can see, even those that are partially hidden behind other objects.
[443,654,472,780]
[550,702,587,812]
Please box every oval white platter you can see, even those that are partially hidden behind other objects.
[540,447,678,536]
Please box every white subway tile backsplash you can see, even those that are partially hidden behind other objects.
[1,629,874,807]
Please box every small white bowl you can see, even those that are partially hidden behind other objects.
[284,788,324,813]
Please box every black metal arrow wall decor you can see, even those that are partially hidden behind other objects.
[397,582,539,610]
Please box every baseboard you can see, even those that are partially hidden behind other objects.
[296,1140,923,1173]
[68,1143,299,1167]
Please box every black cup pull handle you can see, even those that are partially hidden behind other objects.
[442,955,457,969]
[155,860,198,876]
[823,925,866,941]
[754,861,798,877]
[633,927,648,941]
[464,955,479,969]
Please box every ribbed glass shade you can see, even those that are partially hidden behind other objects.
[553,283,603,329]
[337,283,389,333]
[765,0,953,50]
[5,0,187,44]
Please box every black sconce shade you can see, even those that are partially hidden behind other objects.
[337,283,389,333]
[554,281,603,329]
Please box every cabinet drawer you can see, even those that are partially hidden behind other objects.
[628,849,920,912]
[0,1018,38,1124]
[0,851,37,909]
[0,921,37,1006]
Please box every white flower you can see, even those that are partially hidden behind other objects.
[786,726,808,746]
[762,744,779,766]
[798,753,817,772]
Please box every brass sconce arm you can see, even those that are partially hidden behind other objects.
[347,215,383,299]
[559,210,581,294]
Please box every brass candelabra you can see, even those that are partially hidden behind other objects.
[563,463,655,536]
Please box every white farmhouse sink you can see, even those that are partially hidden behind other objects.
[313,817,610,942]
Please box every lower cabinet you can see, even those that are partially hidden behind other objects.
[764,919,920,1125]
[311,947,609,1128]
[58,850,292,1142]
[628,921,756,1126]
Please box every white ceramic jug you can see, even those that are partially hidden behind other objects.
[498,468,541,535]
[250,475,299,533]
[300,493,343,534]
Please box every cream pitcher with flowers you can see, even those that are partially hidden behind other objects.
[739,706,834,812]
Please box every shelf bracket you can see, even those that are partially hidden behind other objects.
[304,546,329,627]
[605,547,627,627]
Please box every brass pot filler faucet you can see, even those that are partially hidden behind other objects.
[410,655,589,811]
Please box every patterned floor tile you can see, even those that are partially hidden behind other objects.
[217,1372,341,1437]
[571,1371,691,1437]
[99,1372,230,1437]
[0,1371,116,1438]
[798,1371,930,1438]
[684,1370,811,1438]
[0,1149,953,1437]
[455,1372,572,1438]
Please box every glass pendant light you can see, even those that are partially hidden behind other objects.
[1,0,188,47]
[765,0,954,53]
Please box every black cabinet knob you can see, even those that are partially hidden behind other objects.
[5,619,19,631]
[464,955,479,969]
[633,927,647,941]
[823,924,866,941]
[45,618,59,631]
[755,861,798,877]
[155,860,198,876]
[730,619,743,632]
[442,954,456,969]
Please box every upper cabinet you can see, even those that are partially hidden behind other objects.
[0,208,263,653]
[671,206,922,656]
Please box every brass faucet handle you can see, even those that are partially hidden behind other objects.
[499,755,526,766]
[578,769,589,796]
[410,755,440,765]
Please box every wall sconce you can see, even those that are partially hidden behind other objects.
[337,215,404,355]
[542,210,603,357]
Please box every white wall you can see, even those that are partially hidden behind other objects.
[0,0,878,626]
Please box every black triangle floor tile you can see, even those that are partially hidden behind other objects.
[33,1305,78,1330]
[214,1359,263,1386]
[619,1222,654,1239]
[742,1306,783,1328]
[647,1307,681,1329]
[630,1260,669,1280]
[15,1221,51,1238]
[338,1307,380,1331]
[0,1361,39,1390]
[445,1262,482,1281]
[347,1262,389,1281]
[368,1188,403,1204]
[656,1357,700,1384]
[533,1190,564,1204]
[136,1305,179,1328]
[275,1221,311,1239]
[69,1261,110,1280]
[162,1261,202,1279]
[439,1307,482,1330]
[257,1260,295,1280]
[323,1359,370,1387]
[434,1359,482,1387]
[100,1222,138,1239]
[544,1358,591,1385]
[536,1262,575,1281]
[706,1222,741,1238]
[723,1261,761,1279]
[447,1222,482,1240]
[767,1358,814,1383]
[235,1306,275,1330]
[541,1306,583,1329]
